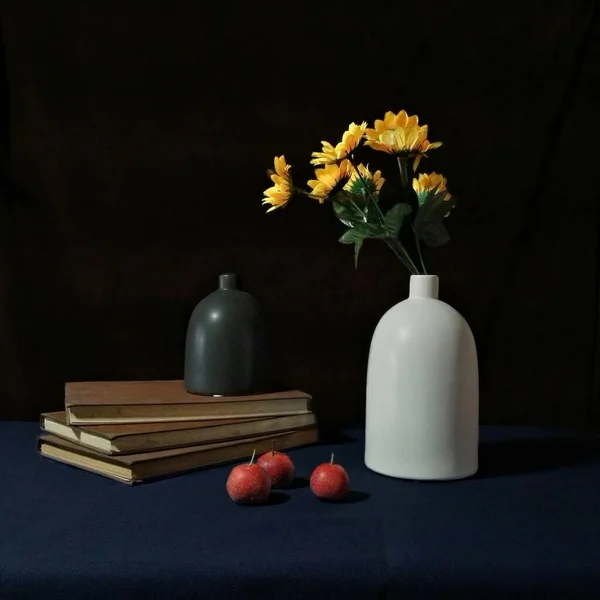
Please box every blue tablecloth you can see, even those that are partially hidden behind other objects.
[1,422,600,599]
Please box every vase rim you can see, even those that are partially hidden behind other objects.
[219,273,238,290]
[409,274,439,299]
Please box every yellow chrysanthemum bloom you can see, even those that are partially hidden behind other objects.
[310,121,367,166]
[413,172,452,202]
[365,110,442,168]
[262,155,293,212]
[307,160,352,203]
[344,164,384,196]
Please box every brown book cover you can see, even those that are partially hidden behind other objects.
[38,426,319,484]
[41,411,317,455]
[64,380,312,425]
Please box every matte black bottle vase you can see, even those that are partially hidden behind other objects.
[184,273,271,395]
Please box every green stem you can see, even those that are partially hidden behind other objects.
[396,156,410,187]
[391,235,419,274]
[385,239,417,274]
[347,195,368,223]
[396,156,427,274]
[344,193,416,273]
[412,222,427,275]
[348,155,419,274]
[350,197,413,271]
[390,237,419,274]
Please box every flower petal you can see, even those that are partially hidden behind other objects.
[396,110,408,128]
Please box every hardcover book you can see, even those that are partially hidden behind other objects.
[39,426,319,484]
[41,410,317,454]
[65,380,312,425]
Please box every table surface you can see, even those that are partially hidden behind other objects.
[2,422,600,599]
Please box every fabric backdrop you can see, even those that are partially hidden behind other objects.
[0,1,599,425]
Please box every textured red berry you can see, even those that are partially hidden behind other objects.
[257,449,295,488]
[226,453,271,504]
[310,454,350,501]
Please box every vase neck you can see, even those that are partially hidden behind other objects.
[409,275,439,299]
[219,273,238,290]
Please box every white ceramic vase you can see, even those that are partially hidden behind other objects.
[364,275,479,480]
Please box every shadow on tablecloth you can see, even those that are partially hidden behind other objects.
[476,434,600,478]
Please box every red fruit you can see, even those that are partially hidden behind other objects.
[257,443,295,488]
[310,453,350,501]
[226,449,272,504]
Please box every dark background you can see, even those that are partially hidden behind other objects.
[0,1,598,426]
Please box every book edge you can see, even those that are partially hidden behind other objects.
[39,436,319,485]
[64,380,312,407]
[39,426,319,463]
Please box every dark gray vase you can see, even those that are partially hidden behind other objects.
[184,273,271,395]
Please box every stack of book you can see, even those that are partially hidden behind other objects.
[38,380,318,484]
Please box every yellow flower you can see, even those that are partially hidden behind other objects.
[262,155,293,212]
[307,160,352,203]
[412,172,452,202]
[344,164,384,196]
[310,121,367,166]
[365,110,442,168]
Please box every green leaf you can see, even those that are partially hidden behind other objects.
[332,203,361,227]
[354,238,363,269]
[414,191,457,248]
[383,203,412,237]
[332,191,383,227]
[353,222,384,237]
[338,230,365,268]
[338,222,384,241]
[331,192,366,228]
[419,223,451,247]
[339,229,363,244]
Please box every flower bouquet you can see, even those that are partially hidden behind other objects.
[262,110,454,275]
